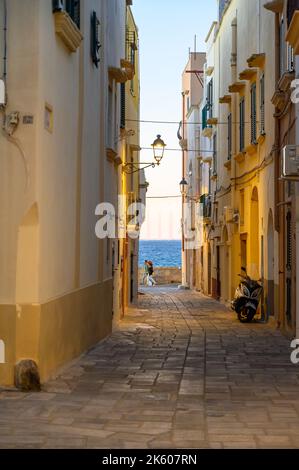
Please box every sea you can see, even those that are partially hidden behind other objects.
[139,240,182,268]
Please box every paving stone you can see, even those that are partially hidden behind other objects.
[0,286,299,449]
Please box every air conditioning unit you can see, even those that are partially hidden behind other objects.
[0,79,5,106]
[282,145,299,180]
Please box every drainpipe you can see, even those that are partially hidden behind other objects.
[0,0,7,106]
[231,17,237,298]
[296,54,299,340]
[273,11,284,329]
[181,91,187,287]
[2,0,7,82]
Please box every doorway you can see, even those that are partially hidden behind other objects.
[216,245,221,300]
[208,244,212,296]
[250,187,259,278]
[267,211,275,317]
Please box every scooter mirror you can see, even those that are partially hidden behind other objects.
[241,266,247,273]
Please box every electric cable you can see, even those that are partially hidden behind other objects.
[126,118,259,126]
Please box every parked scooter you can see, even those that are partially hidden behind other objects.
[231,267,263,323]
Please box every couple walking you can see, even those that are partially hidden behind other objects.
[143,260,157,286]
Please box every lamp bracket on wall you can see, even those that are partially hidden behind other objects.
[123,162,158,174]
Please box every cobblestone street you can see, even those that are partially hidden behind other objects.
[1,286,299,449]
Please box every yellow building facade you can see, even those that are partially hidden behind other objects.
[0,0,139,387]
[112,4,144,324]
[184,0,279,323]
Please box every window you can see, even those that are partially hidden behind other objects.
[286,210,293,324]
[287,45,294,72]
[287,0,299,27]
[241,237,247,272]
[65,0,80,28]
[239,97,245,152]
[120,83,126,129]
[53,0,80,28]
[280,16,286,76]
[91,11,101,67]
[250,82,257,144]
[212,133,217,175]
[227,113,232,160]
[260,74,265,135]
[130,45,135,93]
[207,79,213,119]
[202,104,208,130]
[126,30,137,93]
[107,87,114,149]
[240,190,245,225]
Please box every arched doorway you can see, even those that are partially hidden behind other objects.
[16,203,39,304]
[267,210,275,317]
[208,243,212,296]
[250,187,259,279]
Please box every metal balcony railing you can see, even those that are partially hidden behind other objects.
[202,104,212,131]
[200,194,212,220]
[126,30,137,66]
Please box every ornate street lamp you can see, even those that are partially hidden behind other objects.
[151,134,166,165]
[179,177,188,196]
[123,134,167,174]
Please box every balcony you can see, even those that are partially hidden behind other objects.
[202,104,213,138]
[54,11,83,52]
[126,30,137,72]
[200,194,212,222]
[271,70,295,112]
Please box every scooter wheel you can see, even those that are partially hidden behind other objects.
[238,307,255,323]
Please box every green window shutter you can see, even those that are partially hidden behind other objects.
[239,98,245,152]
[228,113,232,160]
[213,133,217,175]
[250,82,257,144]
[120,83,126,129]
[66,0,80,28]
[202,105,207,130]
[91,11,101,67]
[260,74,265,135]
[208,79,213,119]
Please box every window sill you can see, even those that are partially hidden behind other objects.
[271,89,288,112]
[202,127,213,138]
[54,11,83,53]
[202,156,213,164]
[224,160,231,170]
[245,142,258,155]
[207,117,218,126]
[257,133,266,145]
[278,71,295,93]
[234,152,246,163]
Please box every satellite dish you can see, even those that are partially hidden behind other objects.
[0,79,5,106]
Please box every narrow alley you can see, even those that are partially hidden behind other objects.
[0,287,298,449]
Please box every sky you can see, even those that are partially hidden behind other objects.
[131,0,217,240]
